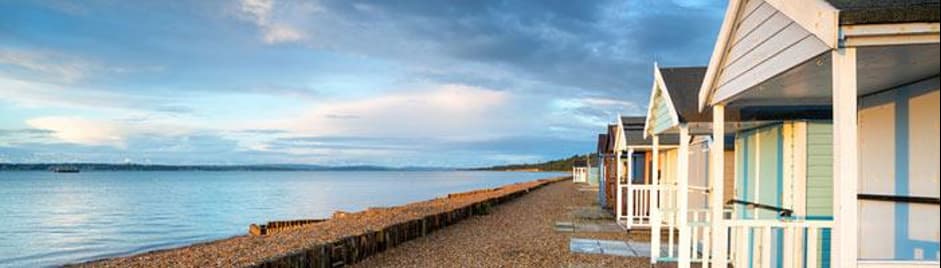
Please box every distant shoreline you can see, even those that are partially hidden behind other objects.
[0,163,452,172]
[1,163,571,172]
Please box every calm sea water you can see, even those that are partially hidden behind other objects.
[0,170,562,267]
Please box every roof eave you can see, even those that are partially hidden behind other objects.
[699,0,840,110]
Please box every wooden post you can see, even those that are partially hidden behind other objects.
[678,125,691,267]
[831,47,858,268]
[651,135,661,263]
[710,104,727,267]
[617,150,624,223]
[615,148,622,210]
[626,148,635,229]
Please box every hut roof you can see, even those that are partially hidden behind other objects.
[826,0,940,25]
[622,116,679,146]
[658,67,709,123]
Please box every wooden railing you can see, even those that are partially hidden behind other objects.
[617,184,664,229]
[724,219,833,268]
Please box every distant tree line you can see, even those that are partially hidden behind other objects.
[471,154,598,172]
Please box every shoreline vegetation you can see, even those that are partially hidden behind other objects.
[468,153,596,172]
[69,176,569,267]
[0,155,591,172]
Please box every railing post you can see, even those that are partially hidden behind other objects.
[807,227,819,268]
[651,135,661,263]
[761,226,772,268]
[710,104,728,268]
[627,187,634,229]
[735,226,749,268]
[831,46,859,268]
[783,225,794,268]
[678,125,691,268]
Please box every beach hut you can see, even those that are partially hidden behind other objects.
[640,65,739,265]
[586,134,604,187]
[695,1,939,267]
[572,158,589,183]
[612,116,679,229]
[594,134,609,205]
[600,124,620,209]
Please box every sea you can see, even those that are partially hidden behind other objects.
[0,170,563,267]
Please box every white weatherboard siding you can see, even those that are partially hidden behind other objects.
[650,90,677,135]
[711,0,829,104]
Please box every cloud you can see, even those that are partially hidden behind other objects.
[277,84,510,138]
[1,1,729,166]
[26,116,126,147]
[263,24,304,44]
[0,49,91,83]
[237,0,307,44]
[0,76,194,114]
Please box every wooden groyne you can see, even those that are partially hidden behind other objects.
[251,176,568,268]
[250,219,328,236]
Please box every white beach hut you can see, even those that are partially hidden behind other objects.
[695,1,939,267]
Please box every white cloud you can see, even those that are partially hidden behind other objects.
[22,113,199,148]
[238,0,307,44]
[26,116,126,147]
[0,49,91,83]
[263,24,304,44]
[239,0,273,24]
[273,84,510,138]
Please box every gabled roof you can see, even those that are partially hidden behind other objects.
[659,67,709,123]
[826,0,940,25]
[698,0,940,110]
[622,116,679,145]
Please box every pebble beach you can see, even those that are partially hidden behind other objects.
[351,179,648,267]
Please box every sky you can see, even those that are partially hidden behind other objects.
[0,0,726,167]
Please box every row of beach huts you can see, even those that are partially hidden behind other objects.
[572,1,939,267]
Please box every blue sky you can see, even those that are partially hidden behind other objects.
[0,0,725,167]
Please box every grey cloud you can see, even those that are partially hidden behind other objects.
[0,128,55,136]
[301,0,724,99]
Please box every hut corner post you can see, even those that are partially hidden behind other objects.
[831,47,859,268]
[677,124,691,268]
[616,148,623,221]
[650,135,661,263]
[710,104,728,268]
[625,148,635,229]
